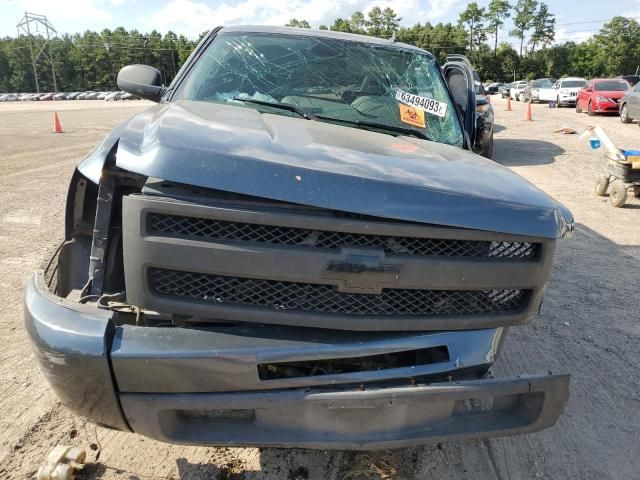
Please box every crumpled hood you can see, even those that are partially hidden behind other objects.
[113,100,573,239]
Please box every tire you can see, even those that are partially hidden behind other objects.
[620,103,632,123]
[595,175,609,196]
[633,186,640,198]
[609,181,627,207]
[588,101,595,116]
[484,131,494,160]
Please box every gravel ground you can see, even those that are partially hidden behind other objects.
[0,97,638,479]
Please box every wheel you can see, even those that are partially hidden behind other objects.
[588,101,595,116]
[483,131,494,159]
[576,100,582,113]
[609,181,627,207]
[595,175,609,196]
[620,103,632,123]
[633,186,640,198]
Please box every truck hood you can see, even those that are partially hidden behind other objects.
[110,100,572,239]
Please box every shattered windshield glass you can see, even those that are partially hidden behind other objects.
[174,31,463,147]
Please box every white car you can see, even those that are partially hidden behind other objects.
[511,81,529,101]
[525,79,557,102]
[554,77,587,107]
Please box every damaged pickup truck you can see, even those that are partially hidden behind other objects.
[25,26,573,450]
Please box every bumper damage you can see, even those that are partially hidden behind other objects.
[121,374,569,450]
[25,271,570,449]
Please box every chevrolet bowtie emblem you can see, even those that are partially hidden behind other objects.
[321,253,402,294]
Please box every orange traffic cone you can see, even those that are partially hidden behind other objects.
[53,112,63,133]
[506,96,512,111]
[524,101,533,121]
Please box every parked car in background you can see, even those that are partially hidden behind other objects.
[523,78,556,103]
[499,83,512,97]
[53,93,67,100]
[65,92,81,100]
[39,93,55,101]
[576,78,630,116]
[0,93,18,101]
[499,82,515,98]
[105,91,127,101]
[474,80,495,158]
[554,77,586,107]
[619,81,640,124]
[485,82,504,95]
[617,75,640,87]
[511,81,529,101]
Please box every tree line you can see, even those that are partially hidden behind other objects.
[0,28,204,92]
[1,1,639,93]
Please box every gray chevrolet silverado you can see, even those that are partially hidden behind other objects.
[25,26,573,450]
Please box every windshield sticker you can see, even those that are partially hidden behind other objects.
[399,103,426,128]
[396,89,447,118]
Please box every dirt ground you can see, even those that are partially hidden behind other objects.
[0,97,638,480]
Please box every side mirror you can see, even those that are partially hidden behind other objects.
[443,61,476,145]
[117,64,166,102]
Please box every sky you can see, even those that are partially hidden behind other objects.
[1,0,640,46]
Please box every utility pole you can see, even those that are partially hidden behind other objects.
[16,12,58,92]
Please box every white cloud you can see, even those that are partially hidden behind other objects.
[625,0,640,19]
[146,0,463,39]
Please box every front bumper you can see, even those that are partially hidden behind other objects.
[593,101,620,113]
[557,94,576,105]
[25,272,570,449]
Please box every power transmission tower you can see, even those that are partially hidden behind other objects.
[16,12,58,92]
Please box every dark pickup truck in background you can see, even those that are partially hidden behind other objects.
[25,26,573,450]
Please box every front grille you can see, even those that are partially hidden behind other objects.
[149,213,538,259]
[150,268,527,317]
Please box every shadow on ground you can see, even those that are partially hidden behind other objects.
[492,123,506,134]
[493,138,565,166]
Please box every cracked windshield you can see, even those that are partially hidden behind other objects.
[175,31,463,147]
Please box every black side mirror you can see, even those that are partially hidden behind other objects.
[443,61,476,145]
[117,64,166,102]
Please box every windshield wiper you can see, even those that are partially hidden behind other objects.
[232,98,315,120]
[314,115,430,141]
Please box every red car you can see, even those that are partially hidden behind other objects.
[576,78,630,115]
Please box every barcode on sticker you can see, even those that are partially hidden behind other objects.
[395,89,447,118]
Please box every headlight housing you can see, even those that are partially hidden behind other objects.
[595,96,609,103]
[559,89,568,94]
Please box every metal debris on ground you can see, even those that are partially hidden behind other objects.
[37,446,86,480]
[553,127,578,134]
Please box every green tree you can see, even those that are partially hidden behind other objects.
[485,0,511,55]
[285,19,311,28]
[381,8,401,38]
[458,2,486,52]
[330,18,352,32]
[367,7,384,37]
[592,16,640,76]
[510,0,538,56]
[529,2,555,52]
[350,11,366,34]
